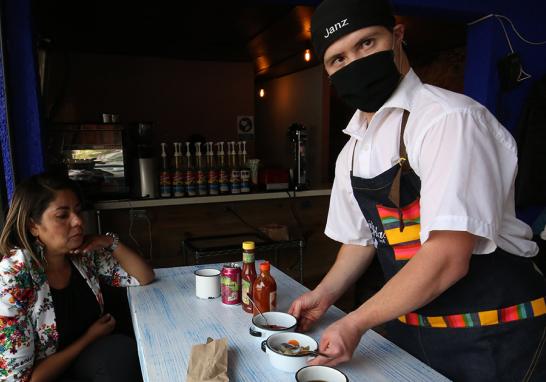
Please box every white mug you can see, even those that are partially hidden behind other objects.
[194,269,221,299]
[295,365,349,382]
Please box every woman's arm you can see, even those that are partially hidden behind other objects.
[76,235,155,285]
[30,314,116,382]
[109,241,155,285]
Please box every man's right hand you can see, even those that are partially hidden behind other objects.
[85,313,116,342]
[288,290,331,332]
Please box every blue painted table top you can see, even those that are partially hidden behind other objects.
[127,263,450,381]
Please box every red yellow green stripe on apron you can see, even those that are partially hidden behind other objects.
[376,199,421,260]
[399,297,546,328]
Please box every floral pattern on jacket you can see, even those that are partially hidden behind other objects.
[0,248,139,381]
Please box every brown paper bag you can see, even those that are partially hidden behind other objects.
[186,337,229,382]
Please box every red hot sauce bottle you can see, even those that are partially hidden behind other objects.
[241,241,257,313]
[252,261,277,316]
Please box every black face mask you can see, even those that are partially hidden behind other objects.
[330,50,401,112]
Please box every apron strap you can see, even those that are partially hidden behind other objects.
[388,110,410,215]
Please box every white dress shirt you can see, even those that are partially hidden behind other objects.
[325,69,538,257]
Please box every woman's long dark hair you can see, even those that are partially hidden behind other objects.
[0,172,82,267]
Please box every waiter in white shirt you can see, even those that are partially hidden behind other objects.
[288,0,546,380]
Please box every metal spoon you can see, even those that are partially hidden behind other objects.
[247,295,270,328]
[279,342,332,359]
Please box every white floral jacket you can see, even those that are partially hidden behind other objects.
[0,248,139,381]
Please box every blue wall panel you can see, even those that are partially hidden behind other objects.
[3,0,44,196]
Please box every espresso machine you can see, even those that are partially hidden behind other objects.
[128,122,158,198]
[288,123,308,190]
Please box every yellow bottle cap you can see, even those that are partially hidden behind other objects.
[242,241,255,250]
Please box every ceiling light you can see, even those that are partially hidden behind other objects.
[259,88,265,98]
[304,49,311,62]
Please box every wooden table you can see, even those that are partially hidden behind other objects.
[128,263,450,381]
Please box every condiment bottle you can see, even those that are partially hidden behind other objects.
[185,142,196,196]
[252,261,277,316]
[173,142,184,197]
[239,141,250,193]
[217,142,230,195]
[207,142,219,195]
[195,142,207,196]
[160,142,172,198]
[229,141,241,194]
[241,241,257,313]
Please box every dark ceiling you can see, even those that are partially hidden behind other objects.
[33,1,466,81]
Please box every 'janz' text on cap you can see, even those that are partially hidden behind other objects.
[324,19,349,39]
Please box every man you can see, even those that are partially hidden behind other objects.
[288,0,546,380]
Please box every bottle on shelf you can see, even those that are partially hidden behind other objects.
[252,261,277,316]
[195,142,207,196]
[185,142,196,196]
[217,142,228,195]
[173,142,185,197]
[160,143,172,198]
[241,241,257,313]
[217,142,230,195]
[239,141,250,194]
[207,142,219,196]
[229,141,241,194]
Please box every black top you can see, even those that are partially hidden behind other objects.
[50,262,101,350]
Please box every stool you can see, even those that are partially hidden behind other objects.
[182,232,305,282]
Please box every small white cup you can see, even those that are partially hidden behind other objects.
[295,365,349,382]
[194,269,220,299]
[102,113,112,123]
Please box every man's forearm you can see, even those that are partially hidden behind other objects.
[315,243,376,306]
[346,231,475,332]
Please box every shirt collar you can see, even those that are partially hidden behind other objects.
[342,68,422,139]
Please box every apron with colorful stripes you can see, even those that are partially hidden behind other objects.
[350,110,546,381]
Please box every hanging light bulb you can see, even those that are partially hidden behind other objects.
[259,88,265,98]
[304,49,311,62]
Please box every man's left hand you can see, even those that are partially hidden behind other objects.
[308,314,364,366]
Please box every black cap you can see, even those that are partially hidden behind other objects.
[311,0,395,60]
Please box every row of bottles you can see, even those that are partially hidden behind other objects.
[159,141,251,198]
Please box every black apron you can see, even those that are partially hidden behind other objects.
[350,110,546,381]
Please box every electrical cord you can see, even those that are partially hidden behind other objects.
[467,13,545,83]
[224,205,273,242]
[285,190,306,242]
[128,208,153,260]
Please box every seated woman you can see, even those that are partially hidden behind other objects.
[0,173,155,381]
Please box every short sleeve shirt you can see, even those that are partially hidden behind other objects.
[325,69,538,257]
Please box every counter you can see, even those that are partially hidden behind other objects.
[93,189,331,210]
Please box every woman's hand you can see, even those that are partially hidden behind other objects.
[70,235,112,255]
[84,314,116,343]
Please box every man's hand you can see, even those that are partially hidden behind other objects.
[308,314,363,366]
[84,314,116,343]
[288,290,331,332]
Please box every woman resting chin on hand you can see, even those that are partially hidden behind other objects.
[0,172,155,382]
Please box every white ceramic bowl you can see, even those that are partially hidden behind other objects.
[295,365,349,382]
[261,332,318,373]
[250,312,297,339]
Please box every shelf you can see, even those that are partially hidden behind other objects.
[93,189,331,210]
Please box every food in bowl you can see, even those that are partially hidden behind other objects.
[249,312,297,339]
[262,332,318,373]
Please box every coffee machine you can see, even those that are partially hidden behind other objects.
[128,122,158,198]
[288,123,308,190]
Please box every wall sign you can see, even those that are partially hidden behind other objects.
[237,115,254,140]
